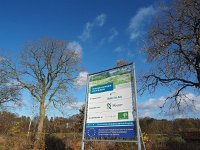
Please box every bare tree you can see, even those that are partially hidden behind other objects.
[8,37,81,149]
[140,0,200,112]
[0,58,20,109]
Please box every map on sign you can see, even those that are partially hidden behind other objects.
[85,65,136,139]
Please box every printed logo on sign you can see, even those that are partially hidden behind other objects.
[118,112,128,120]
[107,103,112,109]
[106,103,123,110]
[87,128,96,137]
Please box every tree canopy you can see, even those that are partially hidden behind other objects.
[0,57,20,109]
[141,0,200,111]
[7,37,81,149]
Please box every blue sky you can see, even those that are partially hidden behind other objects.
[0,0,199,119]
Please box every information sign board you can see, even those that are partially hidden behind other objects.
[85,64,136,139]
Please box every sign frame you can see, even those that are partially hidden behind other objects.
[81,63,141,150]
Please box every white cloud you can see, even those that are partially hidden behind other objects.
[108,28,119,42]
[67,41,82,58]
[97,28,119,48]
[139,93,200,118]
[0,56,5,62]
[128,6,157,40]
[75,71,88,87]
[140,110,152,118]
[163,93,200,117]
[95,14,106,26]
[139,96,165,110]
[79,14,106,41]
[179,93,200,112]
[114,47,124,52]
[67,101,84,109]
[127,50,134,58]
[114,47,134,58]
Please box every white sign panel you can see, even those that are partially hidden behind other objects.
[85,64,136,139]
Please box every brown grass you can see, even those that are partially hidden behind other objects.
[0,136,6,144]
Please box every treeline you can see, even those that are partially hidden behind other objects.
[0,110,200,150]
[0,110,199,136]
[140,117,200,134]
[0,111,82,136]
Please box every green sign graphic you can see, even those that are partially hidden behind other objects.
[118,112,129,120]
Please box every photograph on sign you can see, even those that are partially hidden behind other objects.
[85,64,136,139]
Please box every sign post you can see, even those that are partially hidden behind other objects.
[81,63,141,149]
[133,64,141,150]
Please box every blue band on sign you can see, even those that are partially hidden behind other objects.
[86,121,134,127]
[90,82,113,94]
[85,125,136,139]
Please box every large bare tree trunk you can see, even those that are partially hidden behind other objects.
[34,100,45,150]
